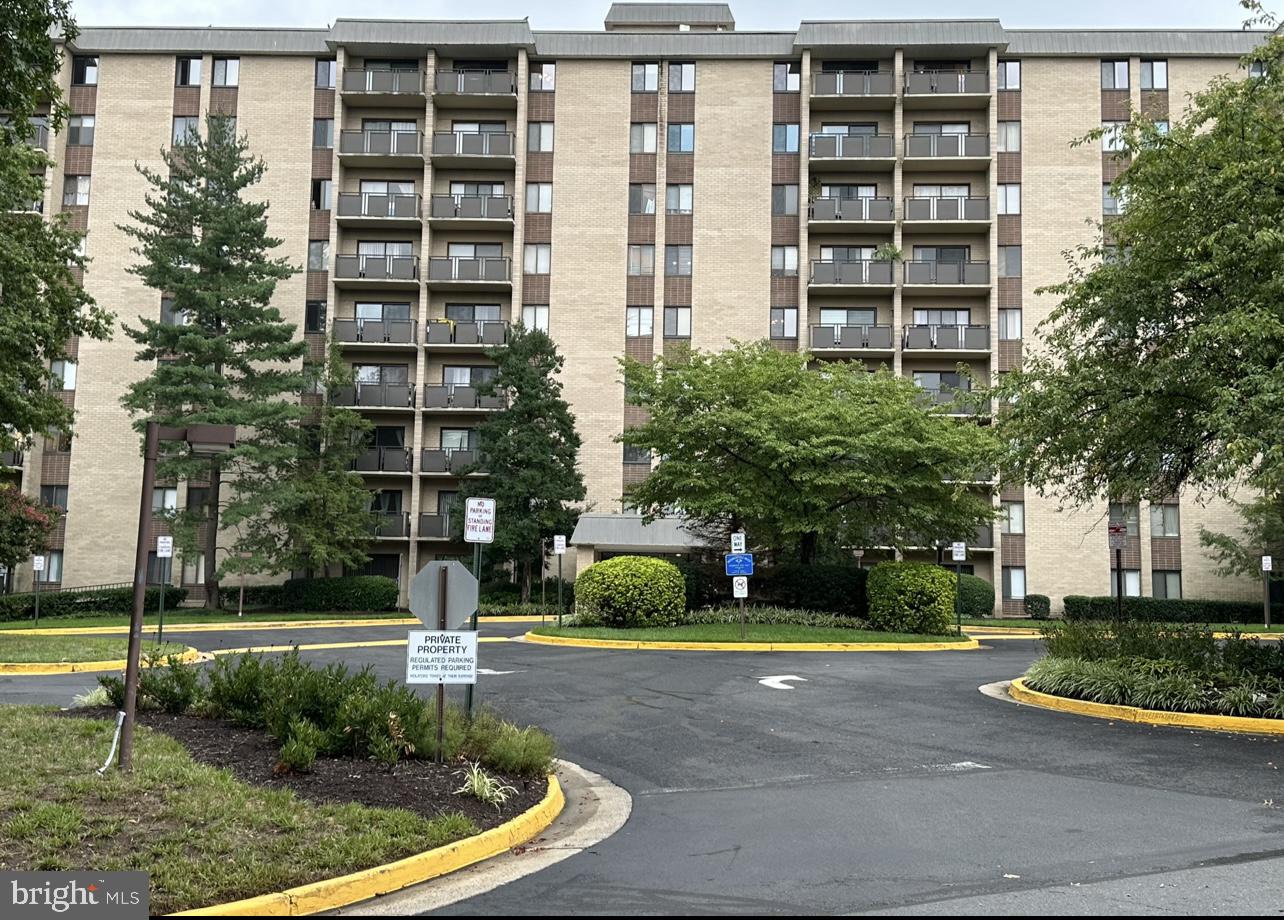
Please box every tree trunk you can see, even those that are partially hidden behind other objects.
[204,462,221,609]
[799,531,818,565]
[520,559,532,604]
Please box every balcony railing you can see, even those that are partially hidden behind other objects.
[421,447,479,474]
[427,256,511,283]
[423,384,507,410]
[809,197,893,222]
[338,129,424,157]
[334,254,419,281]
[336,192,421,220]
[0,450,22,468]
[903,196,989,221]
[341,68,424,94]
[30,124,49,150]
[434,69,516,96]
[369,511,410,538]
[918,386,979,415]
[333,382,416,408]
[904,71,989,95]
[809,259,895,285]
[333,318,417,345]
[903,261,990,285]
[352,446,412,473]
[812,71,895,97]
[903,133,989,158]
[430,131,515,157]
[809,133,894,159]
[418,512,453,539]
[971,524,995,548]
[902,324,991,350]
[428,194,513,220]
[424,320,509,346]
[809,325,894,350]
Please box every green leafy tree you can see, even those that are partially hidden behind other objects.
[0,485,56,574]
[120,114,306,607]
[455,326,585,601]
[1200,495,1284,584]
[620,342,1000,563]
[0,0,111,452]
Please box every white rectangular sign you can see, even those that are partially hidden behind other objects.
[32,555,45,573]
[731,532,746,554]
[406,630,478,685]
[732,575,749,599]
[156,536,174,558]
[464,497,496,544]
[1264,555,1273,573]
[951,542,967,562]
[553,535,567,555]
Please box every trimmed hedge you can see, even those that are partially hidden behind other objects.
[866,562,955,635]
[1025,594,1051,619]
[957,573,995,619]
[1062,594,1278,624]
[218,584,285,610]
[276,576,397,612]
[0,585,186,622]
[672,560,868,617]
[575,556,684,628]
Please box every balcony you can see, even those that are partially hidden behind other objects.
[0,450,22,469]
[902,324,991,355]
[418,512,455,540]
[430,131,515,166]
[427,194,513,229]
[433,69,517,107]
[337,130,425,167]
[340,68,425,106]
[809,324,894,354]
[902,133,990,170]
[810,71,896,109]
[421,447,482,475]
[902,261,991,292]
[918,386,985,417]
[333,254,420,290]
[424,319,509,349]
[335,192,421,227]
[808,196,894,230]
[426,256,511,290]
[808,133,895,170]
[369,511,410,539]
[333,381,417,410]
[809,259,895,290]
[333,317,417,347]
[423,384,506,412]
[352,446,412,473]
[903,71,990,108]
[902,196,990,230]
[30,123,49,150]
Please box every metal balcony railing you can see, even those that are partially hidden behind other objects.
[809,259,895,285]
[809,324,894,350]
[333,254,419,281]
[903,133,989,158]
[420,447,480,474]
[902,324,991,350]
[422,384,507,410]
[338,129,424,157]
[903,261,990,285]
[918,386,979,414]
[418,512,453,539]
[335,192,420,220]
[809,133,895,159]
[333,318,417,345]
[334,382,416,408]
[430,131,515,157]
[428,194,513,220]
[352,446,412,473]
[809,196,894,222]
[434,69,516,95]
[904,71,989,95]
[341,68,424,94]
[424,320,509,346]
[369,511,410,538]
[811,71,895,96]
[903,196,990,221]
[426,256,511,283]
[0,450,23,468]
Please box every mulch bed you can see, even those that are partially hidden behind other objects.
[68,708,547,832]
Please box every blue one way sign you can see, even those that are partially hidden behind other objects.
[724,553,754,576]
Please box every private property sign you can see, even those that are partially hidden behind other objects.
[464,497,496,544]
[406,630,478,684]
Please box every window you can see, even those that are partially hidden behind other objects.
[305,300,326,333]
[172,116,199,146]
[48,430,72,453]
[152,487,178,512]
[525,182,553,213]
[1250,60,1268,78]
[998,308,1022,340]
[312,118,334,148]
[212,57,240,87]
[997,121,1020,152]
[521,305,549,332]
[39,485,68,509]
[1103,183,1122,216]
[628,244,654,275]
[36,550,63,583]
[770,246,798,277]
[1150,504,1180,537]
[667,123,694,153]
[310,179,332,210]
[1153,570,1182,599]
[772,123,800,153]
[1001,501,1025,535]
[629,183,656,215]
[315,58,336,88]
[186,486,210,512]
[182,551,205,585]
[913,308,970,327]
[62,175,90,206]
[630,123,657,153]
[1002,566,1026,600]
[67,115,95,146]
[623,445,651,464]
[1110,569,1142,597]
[49,359,76,391]
[1101,60,1128,89]
[1154,119,1170,136]
[665,245,692,276]
[176,56,202,86]
[998,60,1020,90]
[444,303,498,323]
[770,307,798,339]
[998,246,1022,278]
[774,61,801,92]
[914,183,970,199]
[1102,121,1126,153]
[160,297,188,326]
[523,243,551,274]
[772,185,799,216]
[72,56,99,85]
[664,306,692,337]
[997,184,1021,216]
[529,62,556,91]
[820,307,876,328]
[1109,502,1140,536]
[307,240,329,272]
[1141,60,1168,90]
[669,62,695,92]
[666,184,693,215]
[626,306,653,337]
[527,122,554,152]
[631,63,658,92]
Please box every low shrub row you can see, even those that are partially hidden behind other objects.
[218,576,398,612]
[0,585,186,622]
[480,577,575,609]
[673,560,869,618]
[1040,619,1284,678]
[679,605,871,630]
[1063,594,1278,624]
[1025,594,1052,619]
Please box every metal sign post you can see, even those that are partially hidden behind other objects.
[1108,523,1128,624]
[725,551,754,640]
[1263,555,1273,629]
[732,575,749,640]
[462,497,495,718]
[553,535,567,627]
[951,542,966,635]
[436,566,447,761]
[31,555,44,627]
[156,536,173,643]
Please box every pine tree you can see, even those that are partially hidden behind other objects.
[120,114,306,607]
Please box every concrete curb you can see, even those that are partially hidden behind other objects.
[1008,677,1284,736]
[170,773,565,917]
[0,646,203,676]
[0,615,547,637]
[523,631,980,653]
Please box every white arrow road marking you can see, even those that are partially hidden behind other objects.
[477,668,520,675]
[757,675,807,690]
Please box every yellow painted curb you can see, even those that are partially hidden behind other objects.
[210,637,510,657]
[0,615,548,637]
[523,631,980,653]
[966,625,1042,635]
[0,647,203,676]
[171,773,564,916]
[1009,677,1284,736]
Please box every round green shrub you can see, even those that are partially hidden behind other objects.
[866,562,955,635]
[957,573,995,619]
[1025,594,1052,619]
[574,556,685,628]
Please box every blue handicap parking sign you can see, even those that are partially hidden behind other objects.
[724,553,754,576]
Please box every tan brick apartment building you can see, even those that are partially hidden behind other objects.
[1,3,1269,611]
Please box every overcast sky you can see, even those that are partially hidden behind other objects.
[68,0,1264,30]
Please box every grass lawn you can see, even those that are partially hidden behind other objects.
[0,635,184,663]
[531,623,970,644]
[0,609,410,631]
[0,706,477,914]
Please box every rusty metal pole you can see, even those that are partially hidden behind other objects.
[435,564,447,763]
[120,421,160,772]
